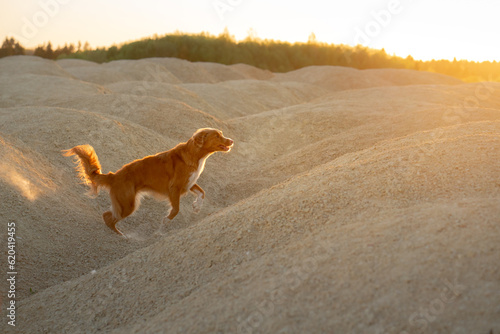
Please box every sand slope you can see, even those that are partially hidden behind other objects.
[1,56,499,333]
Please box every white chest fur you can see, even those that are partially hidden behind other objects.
[187,156,207,191]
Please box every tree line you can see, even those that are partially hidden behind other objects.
[1,33,499,82]
[0,37,88,60]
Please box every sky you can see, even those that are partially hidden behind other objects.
[1,0,499,62]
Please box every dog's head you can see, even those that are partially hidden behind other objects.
[192,128,234,153]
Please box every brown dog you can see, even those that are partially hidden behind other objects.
[63,128,233,235]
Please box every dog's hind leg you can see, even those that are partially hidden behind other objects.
[104,184,138,236]
[103,211,122,235]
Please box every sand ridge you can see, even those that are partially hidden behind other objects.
[0,55,499,333]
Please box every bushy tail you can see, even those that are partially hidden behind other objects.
[63,145,110,195]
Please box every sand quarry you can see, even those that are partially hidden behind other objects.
[0,55,499,333]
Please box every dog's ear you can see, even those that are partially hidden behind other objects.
[194,131,207,148]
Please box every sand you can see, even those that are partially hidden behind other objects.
[0,55,499,333]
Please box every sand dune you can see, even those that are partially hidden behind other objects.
[1,55,499,333]
[272,65,462,91]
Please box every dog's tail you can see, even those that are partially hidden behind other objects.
[63,145,112,195]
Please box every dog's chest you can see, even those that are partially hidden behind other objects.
[187,157,207,190]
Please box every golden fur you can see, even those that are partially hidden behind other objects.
[63,128,233,236]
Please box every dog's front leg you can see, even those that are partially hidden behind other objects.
[190,184,205,213]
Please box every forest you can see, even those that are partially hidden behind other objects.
[1,31,499,82]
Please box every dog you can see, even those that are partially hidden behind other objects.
[63,128,234,236]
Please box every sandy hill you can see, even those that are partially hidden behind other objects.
[0,55,499,334]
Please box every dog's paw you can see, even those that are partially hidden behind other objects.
[192,198,203,214]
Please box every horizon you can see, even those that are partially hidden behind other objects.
[1,0,499,63]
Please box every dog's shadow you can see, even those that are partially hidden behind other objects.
[121,211,189,242]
